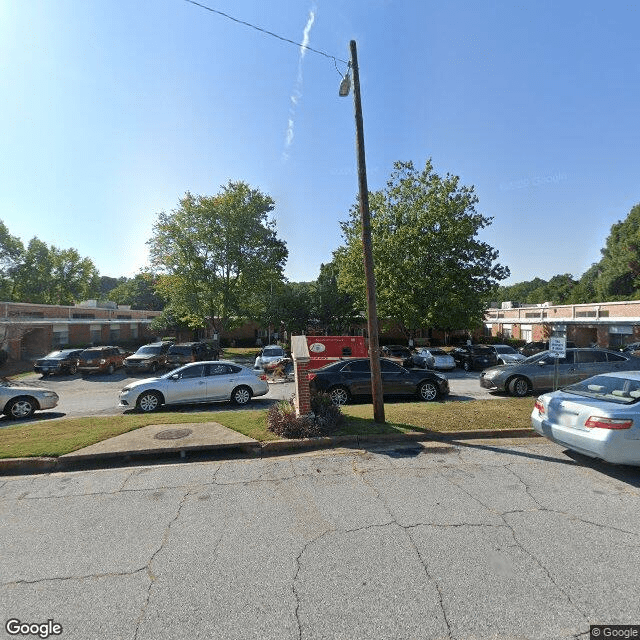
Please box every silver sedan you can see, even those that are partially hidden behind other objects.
[411,348,456,370]
[532,372,640,465]
[119,361,269,412]
[1,380,59,419]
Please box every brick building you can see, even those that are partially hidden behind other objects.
[483,300,640,348]
[0,300,163,362]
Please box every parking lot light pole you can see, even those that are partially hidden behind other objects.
[340,40,385,424]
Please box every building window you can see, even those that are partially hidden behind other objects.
[90,324,102,344]
[73,313,95,319]
[109,324,121,342]
[52,326,69,346]
[502,324,513,338]
[131,325,138,339]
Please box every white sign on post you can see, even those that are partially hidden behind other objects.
[549,336,567,358]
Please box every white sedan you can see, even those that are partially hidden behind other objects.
[1,379,59,419]
[531,372,640,465]
[119,361,269,413]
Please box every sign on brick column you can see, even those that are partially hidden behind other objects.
[291,335,311,417]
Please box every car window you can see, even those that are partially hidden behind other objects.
[179,364,204,378]
[380,360,403,372]
[563,375,640,404]
[169,346,192,356]
[344,360,370,372]
[430,349,447,356]
[539,352,575,365]
[607,352,628,362]
[575,350,607,363]
[206,363,231,376]
[494,346,516,354]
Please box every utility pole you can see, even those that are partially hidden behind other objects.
[342,40,385,423]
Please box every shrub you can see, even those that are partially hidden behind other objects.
[267,400,320,439]
[310,392,344,433]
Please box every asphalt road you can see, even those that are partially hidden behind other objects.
[2,438,639,639]
[6,367,500,421]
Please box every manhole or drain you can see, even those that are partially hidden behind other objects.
[154,428,193,440]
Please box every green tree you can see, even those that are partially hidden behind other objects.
[109,272,166,310]
[592,203,640,300]
[311,261,360,334]
[148,182,288,333]
[333,160,509,338]
[0,220,24,299]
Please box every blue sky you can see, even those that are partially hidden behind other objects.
[1,0,639,286]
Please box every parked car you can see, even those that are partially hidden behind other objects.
[480,348,640,397]
[33,348,83,376]
[307,357,449,405]
[77,346,130,375]
[451,345,499,371]
[621,342,640,353]
[519,340,577,357]
[124,342,172,374]
[1,379,59,419]
[487,344,527,365]
[410,347,456,371]
[254,345,287,371]
[119,360,268,412]
[531,372,640,465]
[380,345,413,367]
[165,342,213,368]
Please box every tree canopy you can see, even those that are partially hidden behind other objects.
[147,182,288,333]
[333,160,509,337]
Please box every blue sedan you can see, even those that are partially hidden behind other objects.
[531,372,640,465]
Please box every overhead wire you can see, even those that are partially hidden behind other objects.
[183,0,349,71]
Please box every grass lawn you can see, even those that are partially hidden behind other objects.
[0,397,536,459]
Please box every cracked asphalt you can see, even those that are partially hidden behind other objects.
[2,437,640,640]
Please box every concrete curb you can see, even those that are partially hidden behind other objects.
[0,428,541,476]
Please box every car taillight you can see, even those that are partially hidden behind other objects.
[585,416,633,430]
[259,374,267,380]
[534,399,545,415]
[307,372,317,381]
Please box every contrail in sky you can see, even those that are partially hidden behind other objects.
[284,6,316,159]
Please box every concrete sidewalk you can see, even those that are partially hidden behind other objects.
[0,420,540,475]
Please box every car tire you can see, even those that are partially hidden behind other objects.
[418,381,439,402]
[463,360,471,372]
[5,396,36,419]
[231,385,252,406]
[509,376,530,397]
[136,391,162,413]
[328,386,350,406]
[68,363,77,375]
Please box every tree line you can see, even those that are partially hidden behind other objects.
[3,165,638,337]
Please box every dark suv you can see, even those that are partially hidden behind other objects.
[166,342,218,369]
[451,345,499,371]
[124,342,172,374]
[519,340,577,357]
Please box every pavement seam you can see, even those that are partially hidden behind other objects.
[1,567,147,588]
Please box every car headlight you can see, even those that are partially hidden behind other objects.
[42,392,58,398]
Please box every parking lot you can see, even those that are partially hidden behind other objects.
[3,366,501,421]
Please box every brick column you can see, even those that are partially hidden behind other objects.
[291,335,311,417]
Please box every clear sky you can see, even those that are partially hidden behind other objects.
[1,0,639,286]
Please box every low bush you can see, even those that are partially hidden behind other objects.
[266,393,345,439]
[310,392,344,433]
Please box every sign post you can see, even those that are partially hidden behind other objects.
[548,337,567,391]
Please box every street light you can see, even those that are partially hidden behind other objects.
[339,40,385,424]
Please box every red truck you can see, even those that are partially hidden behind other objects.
[306,335,368,369]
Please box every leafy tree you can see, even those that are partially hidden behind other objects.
[310,261,360,334]
[527,273,577,305]
[148,182,288,333]
[592,203,640,300]
[100,276,127,298]
[333,160,509,339]
[0,220,24,299]
[109,272,166,310]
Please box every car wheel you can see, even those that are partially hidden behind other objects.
[5,396,36,419]
[107,363,115,375]
[329,386,350,406]
[463,360,471,371]
[231,385,252,406]
[68,363,77,375]
[509,376,530,397]
[136,391,162,413]
[418,381,438,402]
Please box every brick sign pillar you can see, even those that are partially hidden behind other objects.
[291,335,311,417]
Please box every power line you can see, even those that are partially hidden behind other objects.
[183,0,349,68]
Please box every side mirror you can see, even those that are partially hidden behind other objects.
[170,373,179,380]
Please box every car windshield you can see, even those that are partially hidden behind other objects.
[136,345,162,355]
[263,347,284,357]
[562,375,640,404]
[80,349,102,357]
[44,351,70,359]
[494,346,516,354]
[471,347,492,355]
[169,346,192,356]
[430,349,447,356]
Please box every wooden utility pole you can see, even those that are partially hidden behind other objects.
[349,40,385,423]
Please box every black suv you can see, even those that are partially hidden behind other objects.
[165,342,219,368]
[451,345,499,371]
[519,340,577,357]
[124,342,172,374]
